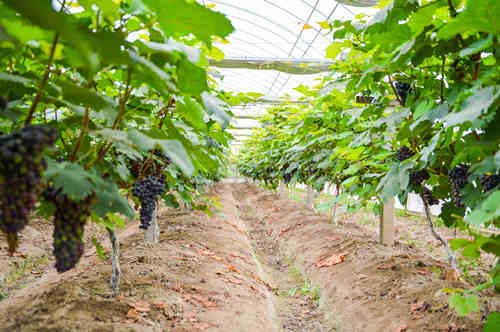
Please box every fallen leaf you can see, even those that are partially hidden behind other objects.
[302,23,313,30]
[377,264,392,270]
[190,294,219,310]
[392,326,407,332]
[193,322,211,330]
[445,269,458,282]
[326,236,342,241]
[227,265,240,273]
[313,252,348,268]
[416,269,429,275]
[126,309,140,321]
[279,223,303,235]
[411,313,424,320]
[128,301,150,313]
[410,301,425,312]
[12,252,27,258]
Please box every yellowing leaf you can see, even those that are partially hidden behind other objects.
[317,21,329,29]
[139,33,150,41]
[208,46,225,61]
[302,23,313,30]
[206,3,215,8]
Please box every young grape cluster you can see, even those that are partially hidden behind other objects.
[480,173,500,192]
[409,169,430,185]
[0,125,57,253]
[132,176,166,229]
[422,187,439,206]
[394,81,412,106]
[42,187,95,272]
[449,164,470,206]
[395,146,415,161]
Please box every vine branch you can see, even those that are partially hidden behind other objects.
[25,32,60,126]
[388,75,402,106]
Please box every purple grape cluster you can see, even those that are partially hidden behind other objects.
[395,81,412,106]
[422,187,439,206]
[395,146,415,162]
[132,176,166,229]
[449,164,470,207]
[480,173,500,192]
[409,169,430,185]
[0,125,57,253]
[43,187,94,272]
[0,96,7,110]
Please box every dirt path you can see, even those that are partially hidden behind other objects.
[0,182,496,331]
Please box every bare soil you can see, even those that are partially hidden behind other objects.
[0,182,498,332]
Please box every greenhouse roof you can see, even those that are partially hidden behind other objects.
[203,0,378,99]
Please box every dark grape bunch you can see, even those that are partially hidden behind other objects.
[283,173,292,184]
[0,96,7,110]
[449,164,470,207]
[409,169,430,186]
[394,81,412,106]
[132,176,166,229]
[395,146,415,162]
[128,151,170,179]
[480,172,500,192]
[422,187,439,206]
[42,187,95,272]
[0,125,57,254]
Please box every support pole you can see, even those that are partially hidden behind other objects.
[306,185,316,210]
[107,228,120,297]
[278,182,286,198]
[379,198,395,245]
[144,206,159,244]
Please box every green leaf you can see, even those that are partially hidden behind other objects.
[77,0,120,20]
[466,190,500,226]
[201,92,232,128]
[444,86,500,127]
[177,96,206,131]
[92,237,105,259]
[449,293,479,316]
[163,194,180,208]
[438,0,500,39]
[460,34,493,57]
[58,80,117,111]
[46,160,94,200]
[177,58,208,95]
[90,170,135,220]
[142,39,201,64]
[157,140,195,177]
[484,312,500,332]
[141,0,234,47]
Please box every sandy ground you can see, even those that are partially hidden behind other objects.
[0,182,498,331]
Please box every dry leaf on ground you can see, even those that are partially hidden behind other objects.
[227,265,240,273]
[392,326,407,332]
[313,252,348,268]
[193,322,211,330]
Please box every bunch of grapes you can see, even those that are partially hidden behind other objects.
[0,125,57,253]
[480,172,500,192]
[409,169,430,186]
[0,96,7,110]
[395,146,415,161]
[42,187,95,272]
[283,173,292,184]
[422,187,439,206]
[132,175,166,229]
[394,81,412,106]
[449,164,470,207]
[128,150,170,179]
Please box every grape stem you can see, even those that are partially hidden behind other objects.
[388,75,403,106]
[420,193,458,273]
[24,32,60,126]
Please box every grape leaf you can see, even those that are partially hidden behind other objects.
[449,293,479,316]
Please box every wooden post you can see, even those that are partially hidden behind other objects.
[379,198,395,245]
[306,184,316,209]
[144,206,159,244]
[278,182,285,198]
